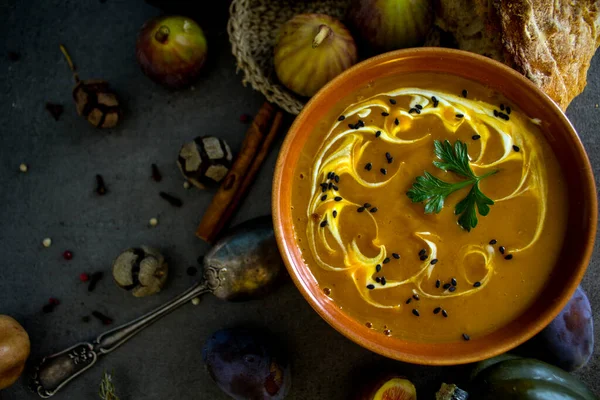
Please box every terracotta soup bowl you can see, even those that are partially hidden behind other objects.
[272,48,597,365]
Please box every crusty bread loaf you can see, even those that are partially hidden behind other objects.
[426,0,600,110]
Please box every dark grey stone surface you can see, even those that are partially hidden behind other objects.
[0,1,598,399]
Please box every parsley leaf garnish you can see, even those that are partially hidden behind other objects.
[407,140,497,231]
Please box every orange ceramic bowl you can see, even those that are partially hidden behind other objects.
[272,48,597,365]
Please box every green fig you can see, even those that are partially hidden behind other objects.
[274,13,358,98]
[347,0,433,53]
[136,15,207,89]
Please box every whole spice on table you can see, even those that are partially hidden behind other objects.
[151,163,162,182]
[159,191,183,207]
[95,174,108,195]
[177,136,233,189]
[45,103,64,121]
[112,246,168,297]
[88,271,104,292]
[59,44,121,128]
[196,102,284,243]
[92,311,113,325]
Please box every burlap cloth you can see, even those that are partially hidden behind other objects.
[227,0,351,115]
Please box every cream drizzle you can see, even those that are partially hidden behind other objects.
[306,88,547,309]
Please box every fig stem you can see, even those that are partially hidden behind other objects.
[312,24,333,48]
[155,26,170,43]
[59,44,80,82]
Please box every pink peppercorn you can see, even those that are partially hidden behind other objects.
[79,273,90,282]
[49,298,60,305]
[63,250,73,260]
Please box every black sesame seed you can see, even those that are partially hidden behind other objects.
[334,175,340,183]
[456,114,464,118]
[375,277,381,283]
[506,106,511,114]
[375,131,382,138]
[329,182,333,190]
[365,162,373,171]
[505,254,513,260]
[409,108,417,114]
[392,253,400,259]
[381,277,387,286]
[381,112,389,116]
[420,254,428,261]
[348,123,355,129]
[338,115,346,121]
[357,120,365,128]
[388,157,393,164]
[321,183,328,192]
[513,145,520,152]
[415,108,421,114]
[499,246,505,254]
[376,264,382,273]
[320,220,328,228]
[434,307,441,314]
[462,89,468,98]
[500,103,505,110]
[332,185,339,191]
[415,104,423,110]
[443,283,451,289]
[412,309,420,317]
[385,152,392,160]
[432,96,439,107]
[321,195,327,201]
[449,286,456,293]
[442,309,448,318]
[451,278,457,286]
[419,249,427,256]
[380,168,387,175]
[413,294,420,301]
[436,279,441,288]
[430,259,438,265]
[494,109,499,117]
[472,134,481,140]
[389,98,397,105]
[394,118,399,126]
[357,207,365,213]
[499,112,509,120]
[489,239,497,245]
[370,207,378,213]
[406,298,412,304]
[367,284,375,290]
[333,210,338,218]
[328,172,334,179]
[473,281,482,287]
[334,196,342,201]
[462,333,470,341]
[383,257,390,264]
[364,203,371,208]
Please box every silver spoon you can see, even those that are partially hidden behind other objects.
[30,216,284,398]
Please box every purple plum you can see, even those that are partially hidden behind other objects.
[538,286,594,371]
[202,328,291,399]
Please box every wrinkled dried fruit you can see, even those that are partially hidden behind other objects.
[136,15,207,89]
[0,315,30,389]
[358,376,417,400]
[112,246,168,297]
[177,136,233,189]
[274,13,357,97]
[347,0,433,53]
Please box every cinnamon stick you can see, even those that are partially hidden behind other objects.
[196,102,278,242]
[209,110,284,240]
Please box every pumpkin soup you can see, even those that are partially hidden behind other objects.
[291,73,568,343]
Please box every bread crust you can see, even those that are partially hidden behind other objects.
[431,0,600,110]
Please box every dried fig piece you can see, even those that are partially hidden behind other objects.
[112,246,168,297]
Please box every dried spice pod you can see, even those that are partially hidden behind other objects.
[177,136,233,189]
[59,44,121,128]
[112,246,168,297]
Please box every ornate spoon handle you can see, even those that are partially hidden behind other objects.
[31,281,211,398]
